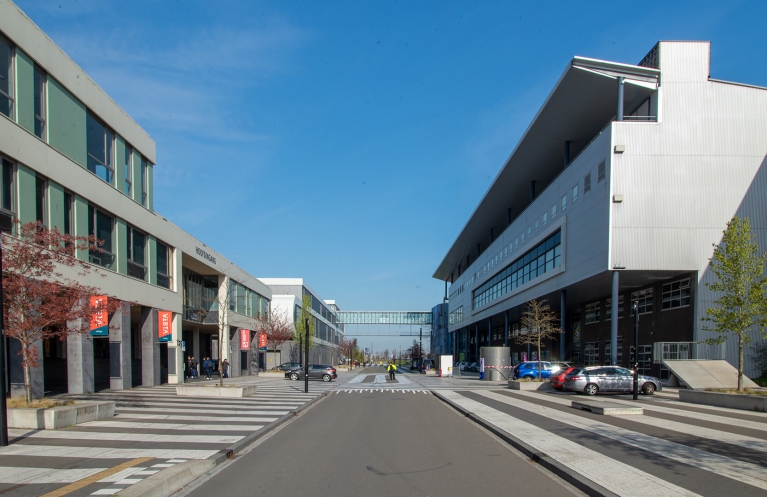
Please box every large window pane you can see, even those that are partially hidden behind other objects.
[0,36,12,118]
[34,67,45,138]
[87,114,114,184]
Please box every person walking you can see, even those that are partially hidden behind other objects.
[190,357,199,379]
[203,357,212,379]
[222,358,229,378]
[387,362,397,381]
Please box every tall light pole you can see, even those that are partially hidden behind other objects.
[0,236,7,446]
[304,318,309,393]
[632,301,639,400]
[419,327,423,374]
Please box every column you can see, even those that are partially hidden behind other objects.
[110,301,132,390]
[229,327,240,377]
[560,290,567,361]
[487,318,492,346]
[474,323,479,360]
[141,307,160,387]
[168,313,183,384]
[68,322,94,394]
[611,271,619,365]
[504,311,509,347]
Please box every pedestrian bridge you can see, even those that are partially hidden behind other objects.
[337,311,432,325]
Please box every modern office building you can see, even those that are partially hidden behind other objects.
[429,303,451,359]
[0,0,271,398]
[434,41,767,379]
[259,278,344,366]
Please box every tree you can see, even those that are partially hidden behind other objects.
[515,298,563,380]
[252,307,294,368]
[292,295,316,364]
[702,216,767,391]
[196,277,234,387]
[2,221,122,403]
[338,337,357,371]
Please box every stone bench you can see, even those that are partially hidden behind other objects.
[8,401,115,429]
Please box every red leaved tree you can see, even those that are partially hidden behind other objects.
[2,221,122,403]
[338,337,357,371]
[252,308,295,369]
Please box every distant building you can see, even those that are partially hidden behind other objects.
[434,41,767,379]
[259,278,344,366]
[430,303,451,359]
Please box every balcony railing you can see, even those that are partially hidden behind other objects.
[653,341,725,364]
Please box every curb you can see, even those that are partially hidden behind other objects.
[126,389,332,496]
[432,391,617,497]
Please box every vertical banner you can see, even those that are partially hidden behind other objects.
[240,328,250,350]
[158,311,172,343]
[90,296,109,336]
[258,332,268,350]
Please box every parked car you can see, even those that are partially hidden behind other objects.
[563,366,662,396]
[465,362,479,372]
[549,366,576,390]
[512,361,558,380]
[456,361,469,371]
[285,364,337,382]
[274,362,302,371]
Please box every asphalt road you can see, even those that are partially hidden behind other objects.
[181,381,583,497]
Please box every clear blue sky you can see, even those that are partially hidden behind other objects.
[13,1,767,350]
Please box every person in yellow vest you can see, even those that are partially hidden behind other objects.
[387,362,397,381]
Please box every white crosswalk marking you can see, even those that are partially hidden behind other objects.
[439,390,700,497]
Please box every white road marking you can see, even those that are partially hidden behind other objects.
[440,390,700,497]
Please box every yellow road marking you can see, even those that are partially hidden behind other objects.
[39,457,153,497]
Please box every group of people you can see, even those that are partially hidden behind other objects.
[185,356,229,381]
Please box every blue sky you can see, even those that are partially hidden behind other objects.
[13,0,767,350]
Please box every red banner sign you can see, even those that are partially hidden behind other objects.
[90,296,108,336]
[158,311,172,342]
[240,329,250,350]
[258,332,268,350]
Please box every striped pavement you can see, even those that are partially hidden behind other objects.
[0,378,333,496]
[436,388,767,497]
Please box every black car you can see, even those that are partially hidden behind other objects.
[285,364,337,382]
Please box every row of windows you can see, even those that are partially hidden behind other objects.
[449,306,463,325]
[472,231,562,309]
[584,279,690,325]
[229,280,269,319]
[451,159,606,300]
[0,33,150,206]
[1,155,172,289]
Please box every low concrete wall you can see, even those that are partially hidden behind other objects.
[176,385,258,397]
[8,401,115,429]
[259,372,286,378]
[679,389,767,412]
[508,380,553,391]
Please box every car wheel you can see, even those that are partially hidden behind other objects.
[523,375,534,380]
[290,373,299,381]
[322,374,332,382]
[584,383,599,396]
[642,382,656,395]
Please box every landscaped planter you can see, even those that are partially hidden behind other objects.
[7,401,115,429]
[679,389,767,412]
[176,384,258,398]
[508,380,553,391]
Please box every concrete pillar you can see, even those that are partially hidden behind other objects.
[611,271,619,365]
[10,338,43,399]
[193,328,200,367]
[168,313,183,384]
[617,77,625,121]
[487,318,492,346]
[141,307,160,387]
[68,327,94,394]
[474,323,479,360]
[560,290,567,361]
[110,301,132,390]
[504,311,509,347]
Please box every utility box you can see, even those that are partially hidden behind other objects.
[480,347,510,381]
[439,355,453,377]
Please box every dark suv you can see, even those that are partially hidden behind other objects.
[285,364,337,382]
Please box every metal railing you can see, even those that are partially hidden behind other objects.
[652,341,725,364]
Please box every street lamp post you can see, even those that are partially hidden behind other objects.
[419,327,423,374]
[632,301,639,400]
[0,235,7,446]
[304,318,309,394]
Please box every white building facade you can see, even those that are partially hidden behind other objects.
[434,41,767,379]
[259,279,343,366]
[0,0,271,397]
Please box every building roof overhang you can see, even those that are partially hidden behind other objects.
[433,56,659,282]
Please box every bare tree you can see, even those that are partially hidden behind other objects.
[252,307,294,369]
[338,337,357,371]
[515,299,563,380]
[193,277,234,387]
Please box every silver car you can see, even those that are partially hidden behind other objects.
[563,366,662,396]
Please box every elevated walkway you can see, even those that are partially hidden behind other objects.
[662,360,758,389]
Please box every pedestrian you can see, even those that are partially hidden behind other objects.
[222,358,229,379]
[190,357,199,378]
[387,362,397,381]
[203,357,212,379]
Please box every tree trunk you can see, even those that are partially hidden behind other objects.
[219,331,224,387]
[738,336,744,392]
[21,342,32,404]
[537,339,542,381]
